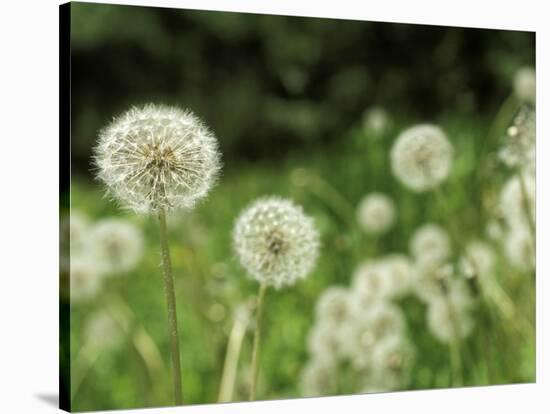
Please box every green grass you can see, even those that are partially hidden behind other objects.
[66,112,535,411]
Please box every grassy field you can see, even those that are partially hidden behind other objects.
[65,110,535,411]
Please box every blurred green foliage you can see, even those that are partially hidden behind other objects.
[65,1,535,411]
[69,2,534,174]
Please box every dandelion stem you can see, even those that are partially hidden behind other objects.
[477,93,518,184]
[249,282,268,401]
[446,295,463,387]
[218,305,251,403]
[158,209,183,405]
[517,170,536,249]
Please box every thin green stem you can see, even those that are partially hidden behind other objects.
[218,305,251,403]
[517,170,536,249]
[477,93,519,184]
[249,282,268,401]
[158,209,183,405]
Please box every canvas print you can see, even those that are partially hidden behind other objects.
[59,1,536,412]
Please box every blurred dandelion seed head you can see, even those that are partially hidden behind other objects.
[500,171,535,231]
[93,104,221,214]
[426,293,474,343]
[498,106,535,169]
[70,257,103,302]
[505,227,535,271]
[91,218,144,274]
[356,192,396,235]
[362,106,390,136]
[315,286,352,325]
[85,310,123,351]
[300,357,338,397]
[233,196,320,289]
[390,124,453,192]
[513,66,536,105]
[459,240,495,281]
[410,223,451,267]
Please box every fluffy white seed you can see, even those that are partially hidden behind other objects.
[93,104,221,214]
[356,193,396,235]
[233,196,320,289]
[390,124,453,192]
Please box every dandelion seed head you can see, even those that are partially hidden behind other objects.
[498,106,535,168]
[90,218,144,275]
[513,66,536,105]
[70,257,103,302]
[500,171,535,230]
[307,319,347,362]
[505,227,535,271]
[371,334,414,375]
[390,124,453,192]
[377,254,414,298]
[412,261,454,304]
[300,357,338,397]
[345,303,405,369]
[351,261,389,308]
[233,196,320,289]
[315,286,353,325]
[93,104,221,214]
[356,193,396,235]
[459,240,495,281]
[410,223,451,267]
[362,106,390,136]
[426,294,474,343]
[84,310,122,350]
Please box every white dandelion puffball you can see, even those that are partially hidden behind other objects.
[90,218,144,275]
[70,257,104,302]
[94,104,221,214]
[362,106,390,136]
[378,254,414,298]
[351,261,390,309]
[498,107,535,169]
[315,286,353,325]
[427,295,474,343]
[513,67,536,105]
[412,261,454,304]
[390,124,453,192]
[232,196,320,289]
[500,172,535,230]
[345,303,405,368]
[505,228,535,271]
[371,334,414,375]
[459,240,495,281]
[356,193,396,235]
[84,310,123,351]
[300,357,338,397]
[307,319,347,361]
[410,223,451,267]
